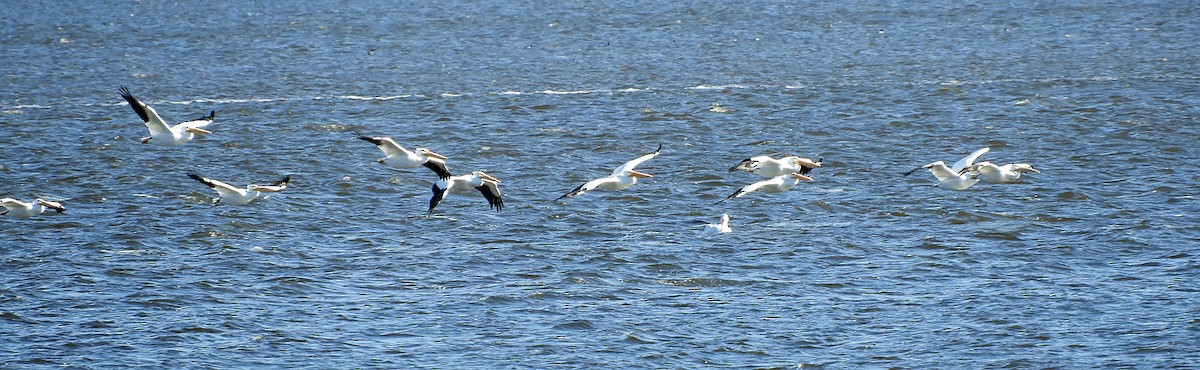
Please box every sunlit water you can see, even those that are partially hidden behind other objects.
[2,1,1198,368]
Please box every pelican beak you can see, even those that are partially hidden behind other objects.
[423,151,449,160]
[791,173,813,181]
[187,127,212,135]
[1028,167,1041,173]
[479,172,501,183]
[629,170,653,178]
[37,200,65,213]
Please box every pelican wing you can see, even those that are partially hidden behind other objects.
[187,172,242,196]
[926,163,960,182]
[423,159,452,180]
[175,111,215,130]
[428,182,450,214]
[718,177,778,203]
[951,147,990,173]
[0,198,24,209]
[358,136,408,157]
[475,181,504,211]
[119,86,170,135]
[611,143,662,176]
[255,175,291,192]
[557,176,617,200]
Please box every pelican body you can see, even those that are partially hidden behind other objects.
[729,155,821,177]
[971,162,1039,183]
[119,86,214,146]
[718,172,812,203]
[429,171,503,214]
[187,171,291,206]
[357,134,450,179]
[558,144,661,200]
[1,198,65,218]
[703,213,733,234]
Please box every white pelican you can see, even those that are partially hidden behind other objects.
[902,147,989,190]
[186,171,291,206]
[729,155,821,177]
[356,133,450,179]
[428,171,503,214]
[970,162,1039,184]
[702,213,732,234]
[718,173,812,203]
[1,198,65,218]
[118,86,215,146]
[557,144,661,200]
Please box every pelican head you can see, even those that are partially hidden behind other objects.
[36,199,66,213]
[1012,163,1040,173]
[627,170,653,178]
[417,148,449,160]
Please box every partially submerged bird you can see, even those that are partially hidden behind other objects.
[558,144,661,200]
[1,198,65,218]
[702,213,733,234]
[428,171,503,214]
[356,133,450,180]
[118,86,215,146]
[969,162,1040,184]
[186,171,291,206]
[729,155,821,177]
[903,147,989,190]
[718,172,812,203]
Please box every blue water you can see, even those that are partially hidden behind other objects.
[2,1,1198,368]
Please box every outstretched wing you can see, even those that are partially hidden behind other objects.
[926,163,960,182]
[611,143,662,176]
[951,147,990,173]
[358,135,407,157]
[423,160,452,180]
[717,178,772,203]
[256,175,291,192]
[119,86,170,135]
[557,176,616,200]
[187,171,241,196]
[476,182,504,211]
[428,182,449,214]
[175,111,215,130]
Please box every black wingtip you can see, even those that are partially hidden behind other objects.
[357,135,382,146]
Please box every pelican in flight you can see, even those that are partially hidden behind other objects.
[186,171,291,206]
[1,198,65,218]
[902,147,989,190]
[702,213,733,234]
[718,173,812,203]
[557,144,662,200]
[969,162,1039,184]
[118,86,215,146]
[729,155,821,177]
[428,171,503,214]
[356,133,450,179]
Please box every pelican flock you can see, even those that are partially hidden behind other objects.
[428,171,504,214]
[118,86,215,146]
[1,198,65,218]
[5,84,1041,234]
[558,144,661,200]
[187,171,291,206]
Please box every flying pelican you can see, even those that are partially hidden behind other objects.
[428,171,503,214]
[702,213,733,234]
[356,133,450,179]
[718,173,812,203]
[557,144,661,200]
[902,147,989,190]
[970,162,1040,183]
[186,171,291,206]
[118,86,215,146]
[729,155,821,177]
[1,198,65,218]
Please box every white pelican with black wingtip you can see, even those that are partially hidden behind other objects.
[428,171,504,215]
[356,133,451,180]
[186,171,291,206]
[902,147,989,190]
[1,198,65,218]
[969,162,1040,184]
[718,172,813,203]
[118,86,215,146]
[728,155,821,177]
[557,144,661,200]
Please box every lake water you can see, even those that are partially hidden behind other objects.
[2,1,1198,368]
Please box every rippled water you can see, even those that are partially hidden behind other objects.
[2,1,1198,368]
